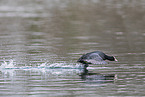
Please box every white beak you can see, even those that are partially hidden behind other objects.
[114,57,118,61]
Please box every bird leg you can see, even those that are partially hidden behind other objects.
[83,64,89,68]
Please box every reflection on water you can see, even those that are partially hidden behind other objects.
[0,0,145,96]
[80,69,117,84]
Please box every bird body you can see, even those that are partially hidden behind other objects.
[78,51,117,67]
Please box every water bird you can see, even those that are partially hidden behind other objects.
[77,51,118,68]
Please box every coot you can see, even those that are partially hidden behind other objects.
[78,51,117,67]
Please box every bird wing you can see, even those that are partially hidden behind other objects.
[84,53,107,64]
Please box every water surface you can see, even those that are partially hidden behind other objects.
[0,0,145,96]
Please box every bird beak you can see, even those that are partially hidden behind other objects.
[114,57,118,62]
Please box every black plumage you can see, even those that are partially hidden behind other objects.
[78,51,117,67]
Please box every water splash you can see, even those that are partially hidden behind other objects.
[0,60,84,78]
[46,62,84,69]
[0,60,84,70]
[0,60,16,69]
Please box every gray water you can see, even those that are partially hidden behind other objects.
[0,0,145,96]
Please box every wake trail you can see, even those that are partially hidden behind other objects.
[0,60,84,70]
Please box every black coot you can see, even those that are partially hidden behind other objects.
[77,51,117,67]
